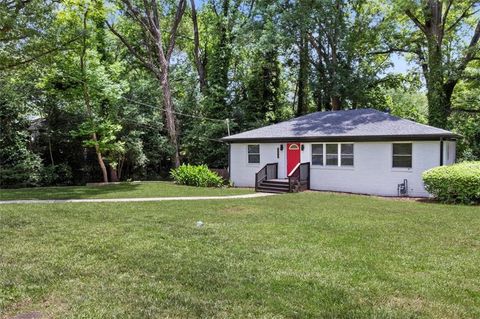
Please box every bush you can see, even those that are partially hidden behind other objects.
[170,164,224,187]
[0,152,43,188]
[422,162,480,204]
[40,164,73,186]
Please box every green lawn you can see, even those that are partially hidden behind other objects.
[0,182,253,201]
[0,192,479,318]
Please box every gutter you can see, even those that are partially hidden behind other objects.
[221,134,461,143]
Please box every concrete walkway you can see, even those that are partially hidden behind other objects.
[0,192,276,205]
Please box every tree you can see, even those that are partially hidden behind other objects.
[450,62,480,160]
[296,30,310,115]
[245,49,283,124]
[79,6,109,182]
[107,0,187,168]
[0,75,43,187]
[385,1,480,128]
[36,0,128,183]
[241,1,286,125]
[189,0,207,92]
[0,0,78,70]
[280,0,392,112]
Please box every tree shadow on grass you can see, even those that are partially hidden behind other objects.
[0,183,142,200]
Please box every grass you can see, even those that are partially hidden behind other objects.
[0,182,253,201]
[0,192,479,318]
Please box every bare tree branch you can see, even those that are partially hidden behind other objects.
[166,0,186,61]
[457,20,480,73]
[106,21,157,73]
[123,0,152,35]
[190,0,207,91]
[307,32,329,62]
[368,47,420,55]
[405,9,428,35]
[442,0,454,32]
[451,108,480,114]
[446,3,477,33]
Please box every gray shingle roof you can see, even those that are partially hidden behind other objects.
[222,109,458,142]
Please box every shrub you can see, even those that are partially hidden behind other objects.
[422,162,480,204]
[0,152,43,188]
[40,164,73,186]
[170,164,224,187]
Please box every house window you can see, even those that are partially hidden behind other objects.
[341,144,354,166]
[247,144,260,164]
[392,143,412,168]
[326,144,338,166]
[312,144,323,165]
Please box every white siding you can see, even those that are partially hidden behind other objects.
[305,141,440,197]
[443,140,456,165]
[230,143,286,187]
[230,140,455,197]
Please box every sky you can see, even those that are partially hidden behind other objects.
[389,54,410,74]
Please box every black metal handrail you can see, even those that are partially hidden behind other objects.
[288,162,310,192]
[255,163,278,191]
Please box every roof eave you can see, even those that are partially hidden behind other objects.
[221,134,460,143]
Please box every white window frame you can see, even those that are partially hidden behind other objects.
[311,143,354,168]
[392,142,413,169]
[325,143,339,166]
[311,144,324,166]
[247,144,260,165]
[340,143,354,166]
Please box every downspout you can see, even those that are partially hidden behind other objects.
[228,143,231,180]
[439,138,444,166]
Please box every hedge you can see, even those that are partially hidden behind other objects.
[422,161,480,204]
[170,164,224,187]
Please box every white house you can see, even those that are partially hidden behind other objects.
[221,109,458,197]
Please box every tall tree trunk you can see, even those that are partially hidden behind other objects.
[297,31,309,116]
[190,0,207,93]
[330,0,341,111]
[425,39,448,128]
[93,135,109,183]
[158,71,181,167]
[109,165,118,182]
[47,135,54,166]
[330,44,341,111]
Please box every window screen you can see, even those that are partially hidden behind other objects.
[248,144,260,164]
[392,143,412,168]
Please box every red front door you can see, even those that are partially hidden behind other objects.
[287,143,301,175]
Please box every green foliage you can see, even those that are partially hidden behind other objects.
[2,0,479,187]
[423,162,480,204]
[72,119,125,157]
[450,69,480,161]
[0,151,43,188]
[382,85,428,123]
[244,50,283,125]
[170,164,224,187]
[40,164,73,186]
[0,76,43,188]
[0,0,55,67]
[385,0,480,129]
